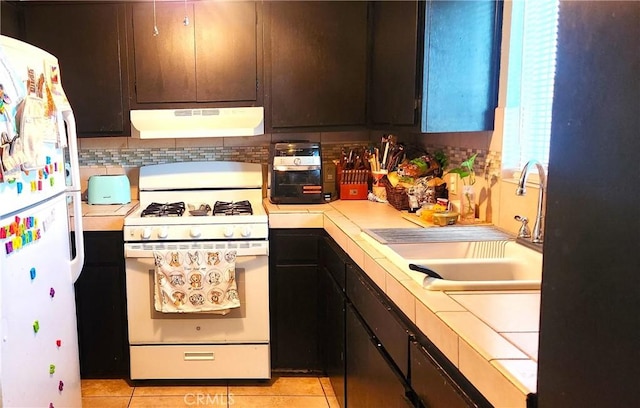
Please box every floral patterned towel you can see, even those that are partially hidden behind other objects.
[153,249,240,313]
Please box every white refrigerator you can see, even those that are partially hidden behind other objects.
[0,36,84,407]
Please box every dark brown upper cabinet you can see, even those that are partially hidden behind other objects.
[129,0,260,107]
[368,1,421,128]
[369,0,502,133]
[22,2,130,137]
[421,0,502,132]
[265,1,368,130]
[1,1,22,39]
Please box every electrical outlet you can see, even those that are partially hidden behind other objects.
[449,174,457,195]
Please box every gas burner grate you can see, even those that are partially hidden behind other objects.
[213,200,253,216]
[141,202,186,217]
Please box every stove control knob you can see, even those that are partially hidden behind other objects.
[157,227,169,239]
[190,227,202,238]
[240,226,252,238]
[141,228,152,240]
[223,226,235,238]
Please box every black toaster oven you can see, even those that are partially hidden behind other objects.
[270,142,324,204]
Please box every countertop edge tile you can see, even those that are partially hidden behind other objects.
[415,303,460,367]
[491,359,538,395]
[459,340,528,408]
[438,312,528,361]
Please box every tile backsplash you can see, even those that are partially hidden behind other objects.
[80,145,270,166]
[78,132,497,216]
[77,132,373,167]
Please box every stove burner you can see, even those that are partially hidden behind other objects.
[213,200,253,216]
[141,202,186,217]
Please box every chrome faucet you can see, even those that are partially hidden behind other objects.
[516,160,547,244]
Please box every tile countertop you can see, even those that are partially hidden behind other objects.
[264,199,540,408]
[69,201,139,231]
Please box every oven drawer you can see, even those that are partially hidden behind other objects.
[130,344,270,380]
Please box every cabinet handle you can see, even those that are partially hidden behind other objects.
[184,352,215,361]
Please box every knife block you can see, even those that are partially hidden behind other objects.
[338,169,369,200]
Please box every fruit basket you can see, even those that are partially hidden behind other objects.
[381,176,409,211]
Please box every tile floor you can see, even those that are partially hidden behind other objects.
[81,376,339,408]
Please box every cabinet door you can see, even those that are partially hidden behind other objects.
[1,1,21,38]
[131,2,196,103]
[369,1,420,127]
[321,237,349,290]
[422,0,502,132]
[271,265,321,372]
[272,230,320,266]
[23,3,129,137]
[321,267,346,408]
[410,341,488,408]
[346,306,412,408]
[346,264,410,378]
[74,232,129,378]
[268,1,367,128]
[195,1,257,102]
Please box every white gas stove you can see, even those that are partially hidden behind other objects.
[124,161,268,242]
[123,161,271,380]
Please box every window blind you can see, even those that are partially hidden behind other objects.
[502,0,560,173]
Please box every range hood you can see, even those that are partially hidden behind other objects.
[130,107,264,139]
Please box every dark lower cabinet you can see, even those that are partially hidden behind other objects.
[269,229,322,373]
[346,263,410,378]
[320,237,349,407]
[73,231,129,378]
[411,341,490,408]
[316,235,492,408]
[270,234,491,407]
[346,305,412,408]
[271,264,321,371]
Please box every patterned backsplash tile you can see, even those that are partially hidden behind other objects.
[78,136,497,177]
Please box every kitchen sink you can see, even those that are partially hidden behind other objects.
[402,258,541,291]
[385,240,511,259]
[360,230,542,291]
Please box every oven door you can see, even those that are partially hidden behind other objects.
[124,241,269,345]
[271,167,324,204]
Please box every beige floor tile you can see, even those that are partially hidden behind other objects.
[129,395,228,408]
[81,379,134,397]
[326,395,341,408]
[229,376,324,396]
[230,395,329,408]
[81,396,130,408]
[133,384,228,396]
[319,377,335,397]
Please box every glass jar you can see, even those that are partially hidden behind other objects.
[461,185,476,221]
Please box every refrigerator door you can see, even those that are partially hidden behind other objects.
[0,35,70,216]
[0,35,84,281]
[0,194,81,407]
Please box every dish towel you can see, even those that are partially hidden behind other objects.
[153,249,240,314]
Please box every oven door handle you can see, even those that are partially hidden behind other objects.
[124,242,268,258]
